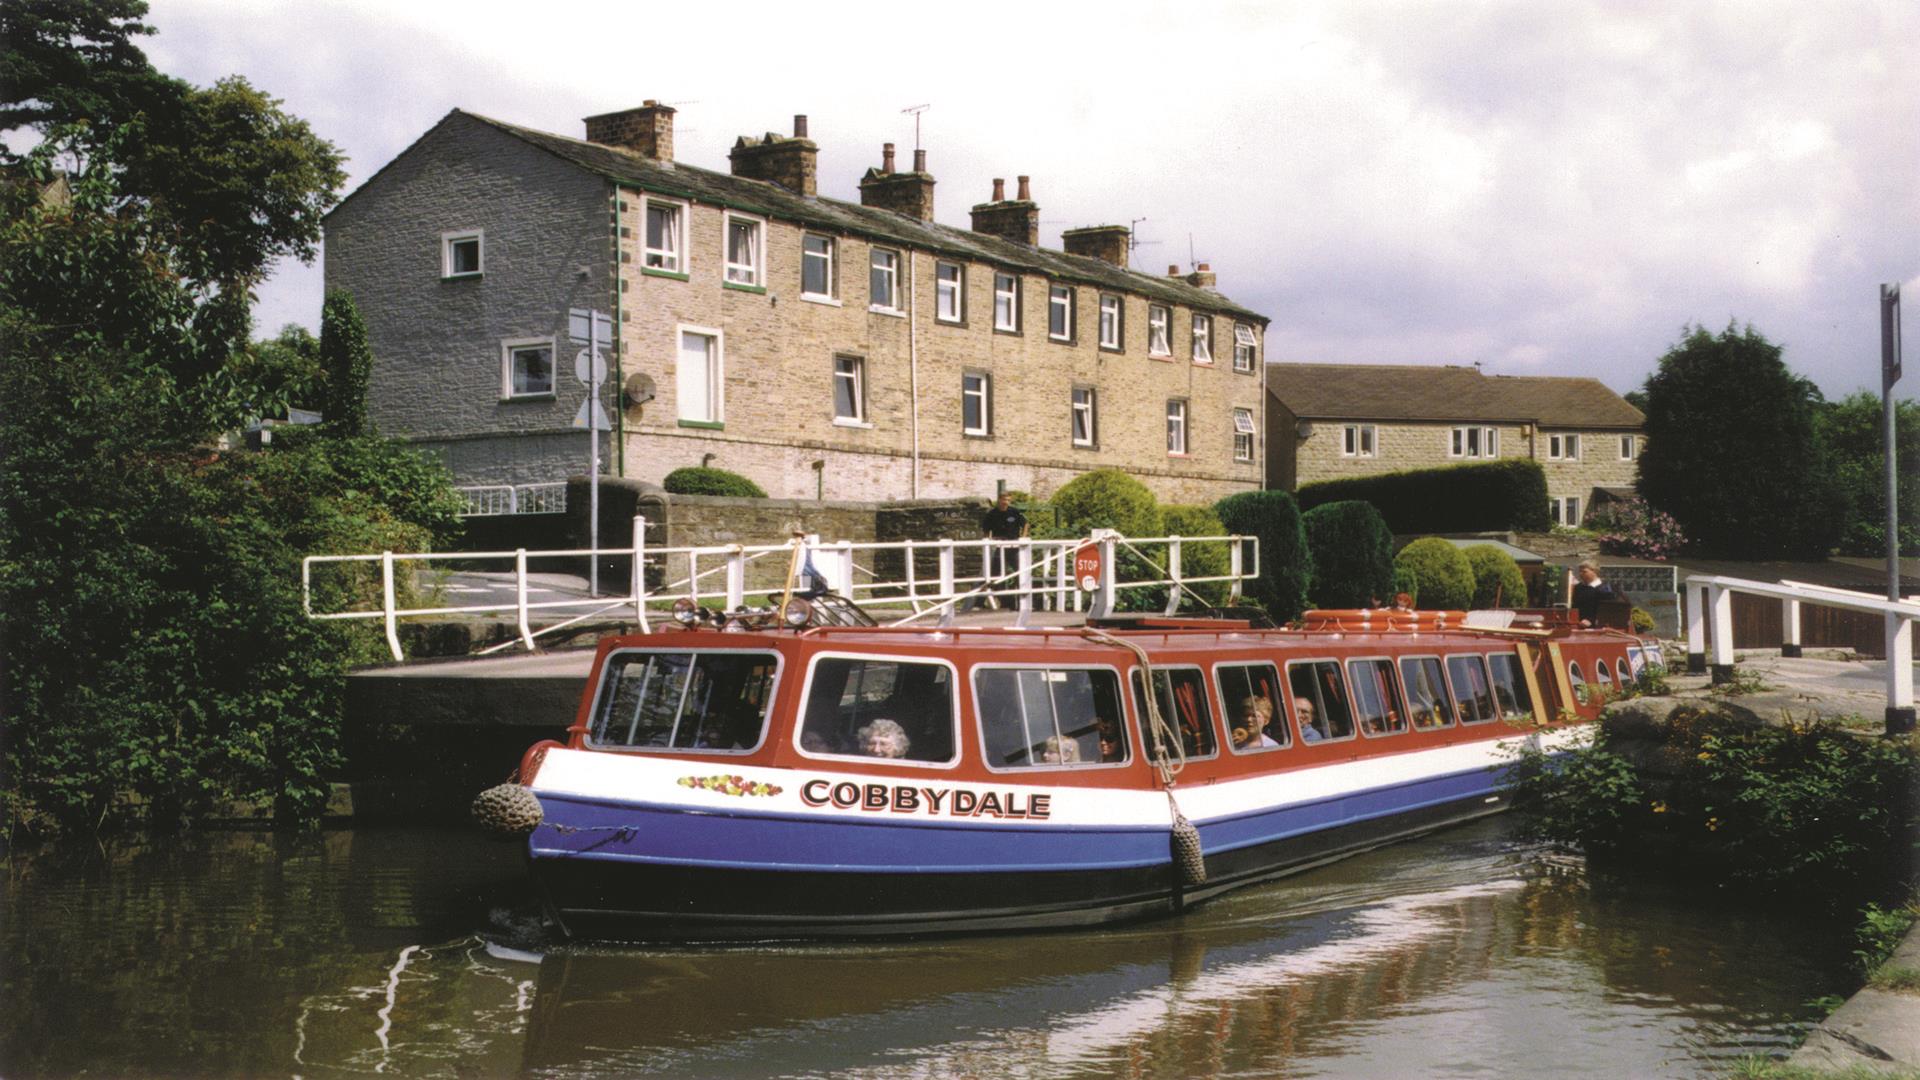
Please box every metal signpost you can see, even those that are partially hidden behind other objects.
[570,308,612,596]
[1882,283,1913,734]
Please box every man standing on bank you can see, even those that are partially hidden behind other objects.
[978,491,1030,610]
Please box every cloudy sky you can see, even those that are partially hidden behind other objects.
[145,0,1919,401]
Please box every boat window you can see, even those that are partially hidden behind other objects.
[590,650,778,751]
[1287,660,1356,742]
[1596,659,1614,691]
[1446,655,1498,725]
[1399,657,1454,730]
[799,657,955,764]
[1640,642,1666,673]
[1568,662,1589,705]
[1131,667,1218,759]
[1347,658,1408,736]
[1488,652,1534,721]
[1626,646,1645,680]
[1217,662,1289,753]
[974,667,1127,769]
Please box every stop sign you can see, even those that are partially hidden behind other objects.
[1074,544,1103,591]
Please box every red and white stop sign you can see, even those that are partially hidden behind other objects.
[1074,544,1103,591]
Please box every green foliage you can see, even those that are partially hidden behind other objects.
[1636,323,1845,558]
[1051,469,1161,537]
[1392,564,1420,605]
[1160,505,1230,607]
[1297,459,1551,533]
[1818,391,1920,557]
[1301,500,1394,608]
[1588,495,1686,560]
[0,0,168,143]
[1856,901,1920,974]
[238,323,321,412]
[317,291,372,436]
[1213,490,1310,622]
[1393,538,1474,610]
[1462,544,1526,609]
[1630,606,1655,633]
[662,466,767,498]
[1503,728,1649,853]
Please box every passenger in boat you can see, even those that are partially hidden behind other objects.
[1037,735,1081,764]
[855,718,912,759]
[1572,560,1623,626]
[1233,698,1280,749]
[1294,698,1323,743]
[1095,719,1124,762]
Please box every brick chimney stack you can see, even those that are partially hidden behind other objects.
[970,175,1039,246]
[1186,262,1217,290]
[728,114,819,196]
[584,100,675,160]
[1062,225,1131,268]
[858,142,936,221]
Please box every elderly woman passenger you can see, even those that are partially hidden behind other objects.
[856,718,912,759]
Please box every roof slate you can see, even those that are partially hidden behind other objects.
[1268,363,1643,428]
[451,111,1267,322]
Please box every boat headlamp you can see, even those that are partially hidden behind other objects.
[671,597,700,626]
[781,598,813,628]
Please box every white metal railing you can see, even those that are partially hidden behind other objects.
[301,518,1260,661]
[1683,573,1916,717]
[457,482,568,516]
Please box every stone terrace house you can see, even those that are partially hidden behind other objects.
[323,103,1271,506]
[1265,363,1645,526]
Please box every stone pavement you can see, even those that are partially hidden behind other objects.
[1790,924,1920,1075]
[1660,647,1917,728]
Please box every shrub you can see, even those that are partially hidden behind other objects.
[1393,538,1474,610]
[1589,495,1686,560]
[1462,545,1526,609]
[663,466,767,498]
[1214,490,1311,622]
[1051,469,1161,537]
[1297,459,1551,533]
[1161,505,1231,606]
[1392,564,1421,605]
[1302,500,1394,608]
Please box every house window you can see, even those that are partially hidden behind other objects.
[1166,399,1188,455]
[642,199,685,272]
[936,262,964,323]
[1048,284,1074,341]
[723,213,763,287]
[993,272,1020,331]
[1450,426,1499,458]
[1071,386,1097,448]
[870,248,900,311]
[1233,323,1257,372]
[1551,495,1584,526]
[1192,315,1213,363]
[1098,295,1122,349]
[962,372,992,436]
[677,328,722,424]
[801,234,835,299]
[1619,434,1637,460]
[1548,433,1582,460]
[1343,423,1377,457]
[442,230,482,278]
[501,338,554,399]
[1233,408,1256,462]
[833,355,865,424]
[1148,304,1172,356]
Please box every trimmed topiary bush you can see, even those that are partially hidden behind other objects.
[1392,564,1421,606]
[1051,469,1161,537]
[1298,459,1551,533]
[1462,544,1526,609]
[1302,500,1395,608]
[663,466,767,498]
[1214,490,1311,622]
[1394,538,1474,610]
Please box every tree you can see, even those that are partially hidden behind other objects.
[1635,324,1844,559]
[1301,500,1394,608]
[318,292,372,436]
[1816,392,1920,557]
[1213,491,1311,622]
[0,0,172,143]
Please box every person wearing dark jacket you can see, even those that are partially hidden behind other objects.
[1571,560,1623,625]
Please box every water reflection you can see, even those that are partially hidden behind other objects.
[0,821,1851,1079]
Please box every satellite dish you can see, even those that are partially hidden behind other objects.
[623,373,656,408]
[1294,419,1313,438]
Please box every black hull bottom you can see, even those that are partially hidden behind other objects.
[534,795,1505,943]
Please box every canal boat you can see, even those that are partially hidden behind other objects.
[497,599,1657,941]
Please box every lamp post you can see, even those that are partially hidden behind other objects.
[1883,283,1913,735]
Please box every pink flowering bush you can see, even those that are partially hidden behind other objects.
[1590,496,1686,560]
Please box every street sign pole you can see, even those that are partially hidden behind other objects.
[570,308,612,597]
[1882,282,1912,735]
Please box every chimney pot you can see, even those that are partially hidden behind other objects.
[794,114,808,138]
[1169,264,1180,276]
[992,178,1005,201]
[1197,262,1211,272]
[913,148,926,173]
[882,143,895,173]
[1016,175,1031,200]
[643,99,658,107]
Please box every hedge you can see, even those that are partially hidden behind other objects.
[663,466,767,498]
[1161,505,1230,606]
[1462,544,1526,608]
[1301,500,1395,609]
[1051,469,1161,537]
[1214,490,1311,622]
[1297,459,1551,533]
[1394,538,1475,610]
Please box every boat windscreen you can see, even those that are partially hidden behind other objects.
[590,650,778,751]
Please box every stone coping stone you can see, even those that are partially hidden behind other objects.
[1790,923,1920,1073]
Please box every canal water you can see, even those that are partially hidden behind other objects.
[1,818,1856,1078]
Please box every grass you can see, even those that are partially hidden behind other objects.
[1867,964,1920,993]
[1725,1059,1920,1080]
[1708,664,1773,697]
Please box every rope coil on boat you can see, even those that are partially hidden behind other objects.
[1080,629,1207,888]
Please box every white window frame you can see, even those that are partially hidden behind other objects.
[962,372,992,436]
[1148,304,1172,357]
[1233,408,1256,462]
[1098,295,1122,349]
[1071,386,1097,448]
[1548,432,1582,461]
[1233,323,1258,372]
[676,324,724,425]
[869,247,901,313]
[1342,423,1377,458]
[442,229,483,278]
[1619,434,1637,461]
[832,354,867,426]
[993,272,1019,332]
[935,261,964,323]
[500,336,555,400]
[1450,425,1499,459]
[1551,495,1584,526]
[722,211,764,287]
[1192,314,1213,363]
[1167,399,1189,456]
[1048,283,1074,342]
[800,233,836,303]
[641,197,687,274]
